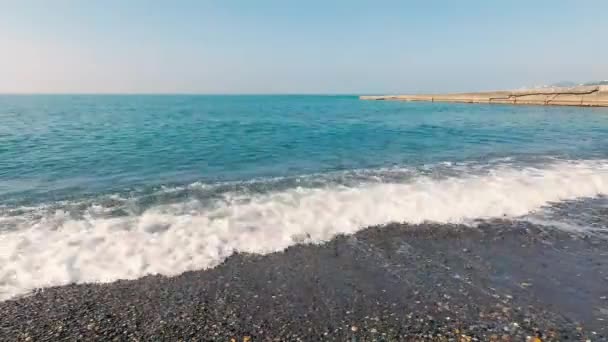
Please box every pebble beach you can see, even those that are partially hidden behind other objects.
[2,220,607,341]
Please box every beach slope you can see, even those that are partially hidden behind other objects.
[1,221,607,341]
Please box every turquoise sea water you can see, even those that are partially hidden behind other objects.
[1,95,608,300]
[2,95,608,203]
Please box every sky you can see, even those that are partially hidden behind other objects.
[1,0,607,94]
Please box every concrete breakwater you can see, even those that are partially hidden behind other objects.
[361,85,608,107]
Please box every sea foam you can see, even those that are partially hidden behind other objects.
[1,159,607,300]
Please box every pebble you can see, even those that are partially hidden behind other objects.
[0,221,605,340]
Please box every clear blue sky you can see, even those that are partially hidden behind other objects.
[1,0,607,94]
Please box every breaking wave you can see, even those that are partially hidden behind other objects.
[1,158,607,300]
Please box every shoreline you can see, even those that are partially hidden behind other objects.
[1,220,607,341]
[361,85,608,107]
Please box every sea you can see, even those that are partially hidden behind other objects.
[1,94,608,301]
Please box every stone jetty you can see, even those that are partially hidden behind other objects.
[361,85,608,107]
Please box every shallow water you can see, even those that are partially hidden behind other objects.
[1,95,608,300]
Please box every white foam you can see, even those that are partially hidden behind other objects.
[1,159,607,300]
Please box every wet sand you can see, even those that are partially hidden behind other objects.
[1,220,607,341]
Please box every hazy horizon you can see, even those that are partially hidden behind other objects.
[2,0,607,94]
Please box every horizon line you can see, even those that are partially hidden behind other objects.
[0,92,374,96]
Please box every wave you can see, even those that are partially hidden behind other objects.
[1,159,607,300]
